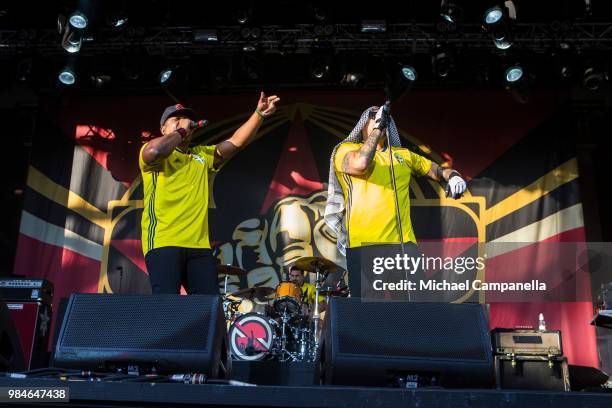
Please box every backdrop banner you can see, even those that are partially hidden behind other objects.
[13,90,598,367]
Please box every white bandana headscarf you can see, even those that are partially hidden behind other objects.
[324,106,403,255]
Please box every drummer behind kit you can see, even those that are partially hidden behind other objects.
[217,257,348,362]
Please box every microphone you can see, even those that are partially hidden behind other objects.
[382,100,391,115]
[189,119,209,130]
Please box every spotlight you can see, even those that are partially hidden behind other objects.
[341,72,365,86]
[159,68,173,84]
[59,68,76,85]
[16,58,32,82]
[310,57,330,79]
[313,6,327,22]
[484,6,503,25]
[62,30,82,53]
[236,9,250,25]
[401,65,417,82]
[432,45,453,78]
[440,0,463,23]
[68,12,88,29]
[110,15,128,28]
[583,66,606,91]
[91,74,112,88]
[194,29,218,42]
[503,63,530,103]
[385,62,417,100]
[361,20,386,33]
[504,65,523,83]
[483,2,515,50]
[59,12,87,54]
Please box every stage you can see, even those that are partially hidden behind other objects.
[1,375,611,408]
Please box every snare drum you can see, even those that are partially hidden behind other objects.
[273,281,302,315]
[228,312,277,361]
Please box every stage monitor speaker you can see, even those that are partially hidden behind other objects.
[53,294,230,377]
[0,300,26,372]
[316,298,494,388]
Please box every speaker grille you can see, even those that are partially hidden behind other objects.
[61,295,212,351]
[335,301,488,361]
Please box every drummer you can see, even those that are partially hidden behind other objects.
[288,265,326,314]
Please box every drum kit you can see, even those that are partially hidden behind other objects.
[217,257,348,362]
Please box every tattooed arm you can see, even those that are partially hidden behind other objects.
[339,129,386,176]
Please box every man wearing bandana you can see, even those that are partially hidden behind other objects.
[324,106,466,298]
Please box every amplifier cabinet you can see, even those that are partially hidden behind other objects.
[495,355,570,391]
[6,301,51,370]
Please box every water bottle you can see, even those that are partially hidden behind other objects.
[538,313,546,331]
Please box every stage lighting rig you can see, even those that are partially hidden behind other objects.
[440,0,463,23]
[401,65,417,82]
[582,64,607,91]
[432,44,454,78]
[361,20,386,33]
[503,63,530,103]
[58,67,76,85]
[483,1,516,50]
[68,12,88,29]
[159,68,173,84]
[58,11,88,54]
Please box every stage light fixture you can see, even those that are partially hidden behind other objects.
[341,71,366,86]
[401,65,417,82]
[159,68,173,84]
[440,0,463,23]
[484,6,503,25]
[483,2,516,50]
[59,68,76,85]
[236,9,250,25]
[68,12,88,29]
[505,65,523,83]
[583,66,606,91]
[16,58,32,82]
[310,57,330,79]
[194,29,218,42]
[361,20,386,33]
[91,74,112,88]
[62,30,82,53]
[432,45,453,78]
[503,63,530,103]
[112,17,128,28]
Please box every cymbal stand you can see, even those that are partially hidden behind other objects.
[312,262,322,351]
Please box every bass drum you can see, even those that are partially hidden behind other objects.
[228,313,277,361]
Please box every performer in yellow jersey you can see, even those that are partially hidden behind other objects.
[139,92,280,294]
[324,106,466,298]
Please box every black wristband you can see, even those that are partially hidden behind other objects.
[448,170,461,181]
[436,165,444,180]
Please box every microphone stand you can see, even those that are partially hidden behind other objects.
[384,102,411,301]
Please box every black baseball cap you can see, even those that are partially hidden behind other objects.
[159,103,196,127]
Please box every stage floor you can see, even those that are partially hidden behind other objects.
[1,376,611,408]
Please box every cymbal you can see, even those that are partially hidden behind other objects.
[293,256,337,274]
[229,286,275,299]
[217,264,247,276]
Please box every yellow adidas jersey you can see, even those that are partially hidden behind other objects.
[334,142,432,248]
[139,143,217,255]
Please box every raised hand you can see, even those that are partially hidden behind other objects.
[256,92,280,117]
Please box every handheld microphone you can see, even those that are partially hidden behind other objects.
[382,100,391,115]
[189,119,209,130]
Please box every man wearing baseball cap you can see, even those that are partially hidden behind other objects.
[139,92,280,294]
